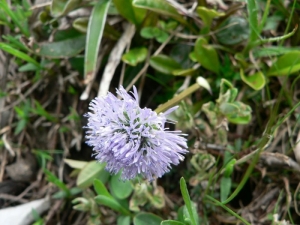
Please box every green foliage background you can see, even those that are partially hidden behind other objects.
[0,0,300,224]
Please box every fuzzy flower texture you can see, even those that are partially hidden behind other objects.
[85,86,188,181]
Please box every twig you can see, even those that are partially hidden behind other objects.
[98,23,135,97]
[0,193,29,203]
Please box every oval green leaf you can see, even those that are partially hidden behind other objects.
[161,220,185,225]
[194,38,219,74]
[133,0,182,21]
[113,0,146,25]
[122,47,148,66]
[150,54,182,74]
[76,161,109,189]
[220,177,232,202]
[37,35,86,58]
[216,16,249,45]
[51,0,81,17]
[197,6,224,27]
[64,159,88,169]
[110,173,133,199]
[133,212,162,225]
[267,51,300,76]
[240,69,265,90]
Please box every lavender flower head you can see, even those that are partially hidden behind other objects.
[85,86,188,181]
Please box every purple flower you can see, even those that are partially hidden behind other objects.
[85,86,188,181]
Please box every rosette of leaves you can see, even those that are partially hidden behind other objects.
[202,79,252,145]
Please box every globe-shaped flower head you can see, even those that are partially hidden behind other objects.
[85,86,188,181]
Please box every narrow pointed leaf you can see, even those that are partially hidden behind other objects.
[51,0,81,17]
[95,195,131,215]
[84,0,110,79]
[0,43,40,67]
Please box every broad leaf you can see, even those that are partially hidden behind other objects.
[37,35,86,58]
[267,51,300,76]
[216,16,249,45]
[150,54,182,74]
[76,161,109,189]
[133,212,162,225]
[161,220,185,225]
[122,47,148,66]
[113,0,146,24]
[194,38,219,74]
[220,177,231,202]
[133,0,182,21]
[51,0,81,17]
[110,173,133,199]
[240,69,265,90]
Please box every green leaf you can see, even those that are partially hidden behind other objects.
[133,212,162,225]
[140,27,169,43]
[84,0,110,79]
[32,100,57,122]
[113,0,146,24]
[161,220,185,225]
[93,179,111,198]
[95,195,131,215]
[133,0,182,21]
[73,17,88,33]
[220,102,252,124]
[267,51,300,76]
[64,159,88,169]
[253,46,300,58]
[110,173,133,199]
[37,35,86,58]
[76,161,110,189]
[224,159,236,177]
[172,68,197,76]
[196,6,224,28]
[51,0,81,17]
[44,169,70,195]
[0,0,30,36]
[18,63,39,72]
[117,215,131,225]
[122,47,148,66]
[0,43,40,67]
[220,177,232,202]
[216,16,249,45]
[219,102,240,115]
[194,38,219,74]
[240,69,265,90]
[179,177,197,225]
[150,54,182,74]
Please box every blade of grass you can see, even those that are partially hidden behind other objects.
[180,177,197,225]
[206,195,250,225]
[0,0,30,37]
[0,43,40,67]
